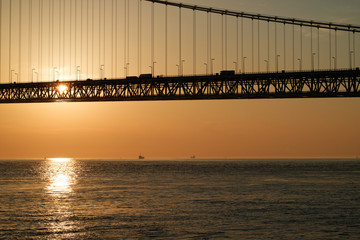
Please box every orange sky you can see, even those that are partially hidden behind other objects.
[0,0,360,159]
[1,98,359,159]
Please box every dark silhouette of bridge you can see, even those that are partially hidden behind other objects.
[1,69,359,103]
[0,0,359,103]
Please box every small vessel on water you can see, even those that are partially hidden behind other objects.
[138,154,145,160]
[190,155,196,159]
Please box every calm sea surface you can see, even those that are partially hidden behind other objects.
[0,159,359,239]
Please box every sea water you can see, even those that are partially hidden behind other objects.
[0,159,359,239]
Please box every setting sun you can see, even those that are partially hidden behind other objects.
[57,85,68,95]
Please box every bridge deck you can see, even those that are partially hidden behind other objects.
[0,70,359,103]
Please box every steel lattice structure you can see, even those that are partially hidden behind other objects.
[0,70,359,103]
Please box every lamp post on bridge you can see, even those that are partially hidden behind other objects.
[332,57,337,70]
[297,58,302,71]
[204,63,208,75]
[53,67,59,81]
[176,64,180,76]
[125,63,130,77]
[77,66,81,81]
[233,61,238,74]
[100,65,105,79]
[311,53,316,71]
[151,61,157,76]
[242,57,247,74]
[32,69,38,82]
[350,51,354,69]
[211,58,215,75]
[264,60,269,73]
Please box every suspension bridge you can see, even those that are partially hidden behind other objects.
[0,0,359,103]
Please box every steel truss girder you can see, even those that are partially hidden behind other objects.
[0,70,359,104]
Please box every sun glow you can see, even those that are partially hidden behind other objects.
[48,157,72,162]
[57,84,68,94]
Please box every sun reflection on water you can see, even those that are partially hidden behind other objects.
[45,158,76,195]
[49,173,72,193]
[43,158,80,238]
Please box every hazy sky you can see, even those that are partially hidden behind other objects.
[0,0,359,159]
